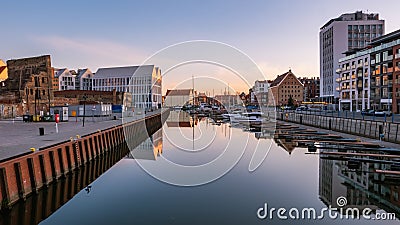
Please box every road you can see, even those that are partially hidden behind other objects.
[279,109,399,123]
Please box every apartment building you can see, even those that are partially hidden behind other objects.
[337,50,370,111]
[369,30,400,112]
[337,29,400,112]
[320,11,384,101]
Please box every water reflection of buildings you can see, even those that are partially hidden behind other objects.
[254,127,275,140]
[166,111,197,128]
[319,157,400,217]
[273,137,296,155]
[0,144,130,225]
[129,129,163,160]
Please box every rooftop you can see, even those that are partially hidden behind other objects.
[270,70,293,87]
[320,11,380,30]
[165,89,193,96]
[94,65,155,78]
[270,70,303,88]
[370,28,400,46]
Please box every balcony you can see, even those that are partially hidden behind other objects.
[351,65,356,69]
[371,59,376,65]
[336,87,341,91]
[364,62,369,67]
[396,53,400,59]
[336,77,342,82]
[364,73,369,77]
[351,75,356,79]
[357,83,363,88]
[364,83,369,88]
[336,68,341,73]
[382,93,393,99]
[387,55,394,61]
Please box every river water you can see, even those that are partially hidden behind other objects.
[1,111,399,224]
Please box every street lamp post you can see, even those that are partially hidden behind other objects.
[82,95,87,127]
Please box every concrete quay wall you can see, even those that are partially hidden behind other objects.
[0,109,170,210]
[277,112,400,143]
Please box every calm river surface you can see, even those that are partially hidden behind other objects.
[2,111,400,225]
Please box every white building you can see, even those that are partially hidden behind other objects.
[76,68,94,90]
[164,89,194,107]
[55,68,76,90]
[54,68,95,91]
[252,80,269,107]
[92,65,162,109]
[337,50,370,111]
[253,80,269,93]
[320,11,384,100]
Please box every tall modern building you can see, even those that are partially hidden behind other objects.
[320,11,384,101]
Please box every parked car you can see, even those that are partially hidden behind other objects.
[374,110,392,117]
[283,106,294,110]
[296,106,308,111]
[361,109,375,116]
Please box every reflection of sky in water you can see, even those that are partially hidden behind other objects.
[40,115,399,225]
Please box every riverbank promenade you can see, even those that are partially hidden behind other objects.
[0,110,161,161]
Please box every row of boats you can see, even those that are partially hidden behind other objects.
[221,110,271,125]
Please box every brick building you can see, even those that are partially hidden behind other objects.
[53,90,132,107]
[268,70,304,106]
[0,55,54,116]
[299,77,320,101]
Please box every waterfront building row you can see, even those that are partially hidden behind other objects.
[337,29,400,112]
[0,55,163,117]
